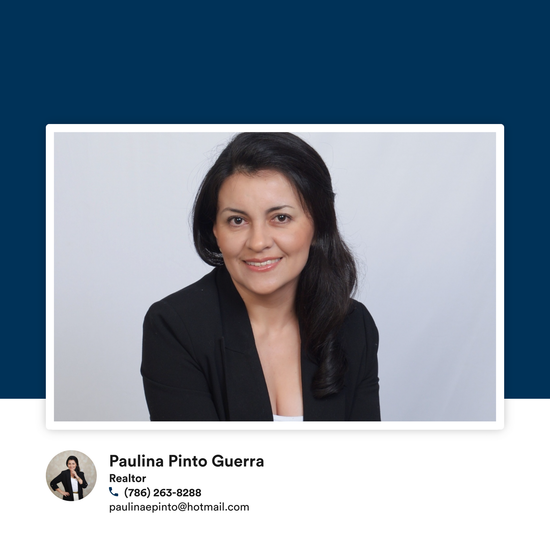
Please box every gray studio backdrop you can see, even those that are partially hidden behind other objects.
[53,130,496,421]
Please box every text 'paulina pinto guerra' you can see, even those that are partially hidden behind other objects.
[110,455,265,467]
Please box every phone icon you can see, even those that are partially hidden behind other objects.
[109,487,118,497]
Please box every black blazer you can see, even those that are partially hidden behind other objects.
[50,470,88,501]
[141,267,380,421]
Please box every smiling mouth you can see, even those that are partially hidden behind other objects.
[244,258,282,267]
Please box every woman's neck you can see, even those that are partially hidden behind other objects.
[232,280,298,334]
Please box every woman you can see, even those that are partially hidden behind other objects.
[49,456,88,501]
[141,132,380,421]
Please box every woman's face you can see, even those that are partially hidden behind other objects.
[67,460,77,470]
[213,170,314,303]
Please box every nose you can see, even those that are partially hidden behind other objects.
[247,222,273,252]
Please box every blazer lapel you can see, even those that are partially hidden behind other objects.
[62,470,74,501]
[216,268,272,421]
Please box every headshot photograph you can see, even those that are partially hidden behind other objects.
[46,450,96,501]
[47,126,501,427]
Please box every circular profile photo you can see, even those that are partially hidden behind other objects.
[46,450,97,501]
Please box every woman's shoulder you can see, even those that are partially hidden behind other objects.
[340,299,379,382]
[350,298,376,321]
[155,268,219,306]
[344,299,379,340]
[144,268,222,329]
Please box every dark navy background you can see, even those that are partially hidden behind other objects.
[1,2,547,398]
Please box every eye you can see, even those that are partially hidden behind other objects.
[228,216,245,226]
[274,214,290,223]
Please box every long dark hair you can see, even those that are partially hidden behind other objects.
[66,455,81,472]
[193,132,357,398]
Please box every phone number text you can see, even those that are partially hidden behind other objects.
[124,488,201,498]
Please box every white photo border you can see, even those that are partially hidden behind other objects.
[46,124,504,430]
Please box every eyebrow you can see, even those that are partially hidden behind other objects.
[219,205,295,215]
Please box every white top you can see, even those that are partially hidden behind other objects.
[71,476,79,492]
[273,414,303,422]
